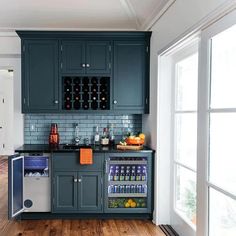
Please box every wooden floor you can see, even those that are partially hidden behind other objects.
[0,157,165,236]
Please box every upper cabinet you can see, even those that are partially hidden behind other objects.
[22,39,59,113]
[61,41,111,75]
[17,31,151,114]
[113,41,146,112]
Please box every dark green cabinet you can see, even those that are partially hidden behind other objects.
[22,39,59,112]
[78,172,102,212]
[53,171,102,213]
[53,171,78,212]
[61,40,111,75]
[17,31,151,114]
[113,41,147,112]
[61,41,85,74]
[52,152,103,213]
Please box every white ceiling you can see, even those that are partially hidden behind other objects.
[0,0,173,31]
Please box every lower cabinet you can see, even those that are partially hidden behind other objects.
[53,171,102,213]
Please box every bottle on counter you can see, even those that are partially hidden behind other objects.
[109,124,115,146]
[101,127,109,146]
[94,126,100,146]
[49,123,60,146]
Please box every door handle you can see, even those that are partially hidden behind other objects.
[113,100,117,104]
[0,127,2,129]
[81,63,86,68]
[86,64,90,68]
[78,179,82,183]
[73,179,78,183]
[54,100,59,104]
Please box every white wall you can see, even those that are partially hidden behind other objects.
[0,33,23,150]
[0,70,14,155]
[143,0,233,224]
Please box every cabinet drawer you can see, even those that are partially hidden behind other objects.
[52,152,103,171]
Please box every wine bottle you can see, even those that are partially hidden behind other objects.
[91,101,98,110]
[91,77,98,84]
[74,77,80,85]
[64,77,72,85]
[74,85,80,92]
[83,102,89,110]
[65,102,72,110]
[74,101,80,110]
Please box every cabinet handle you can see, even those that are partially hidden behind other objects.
[105,160,108,173]
[86,63,90,68]
[54,100,59,104]
[113,100,117,104]
[74,179,78,183]
[81,63,86,68]
[78,179,82,183]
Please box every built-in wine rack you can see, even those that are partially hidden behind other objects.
[63,76,110,110]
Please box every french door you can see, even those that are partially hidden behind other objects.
[170,40,199,236]
[198,10,236,236]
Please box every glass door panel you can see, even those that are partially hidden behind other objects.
[209,188,236,236]
[209,113,236,195]
[210,25,236,109]
[175,113,197,170]
[175,166,197,226]
[107,156,148,209]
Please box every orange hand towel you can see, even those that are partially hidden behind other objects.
[80,148,93,165]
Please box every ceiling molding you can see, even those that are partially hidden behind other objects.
[119,0,141,30]
[0,27,138,32]
[140,0,176,30]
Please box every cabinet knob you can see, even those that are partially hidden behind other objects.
[54,100,59,104]
[78,179,82,183]
[86,63,90,68]
[81,63,86,68]
[113,100,117,104]
[74,179,78,183]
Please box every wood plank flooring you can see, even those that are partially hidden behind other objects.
[0,158,165,236]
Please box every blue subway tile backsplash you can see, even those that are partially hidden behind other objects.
[24,114,142,145]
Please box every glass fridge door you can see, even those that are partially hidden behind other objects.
[106,156,149,211]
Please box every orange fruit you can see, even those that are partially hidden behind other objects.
[128,199,133,204]
[131,202,137,208]
[139,133,145,140]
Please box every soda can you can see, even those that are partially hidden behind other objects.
[137,184,142,193]
[120,185,125,193]
[126,185,130,193]
[114,185,119,193]
[131,185,135,193]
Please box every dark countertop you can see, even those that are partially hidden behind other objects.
[15,144,154,153]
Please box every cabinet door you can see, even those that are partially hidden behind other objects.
[113,41,146,112]
[61,40,86,74]
[78,172,102,212]
[86,41,111,74]
[23,40,59,112]
[53,171,77,212]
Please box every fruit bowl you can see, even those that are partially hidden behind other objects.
[125,137,144,145]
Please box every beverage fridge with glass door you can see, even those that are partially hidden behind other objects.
[104,152,153,213]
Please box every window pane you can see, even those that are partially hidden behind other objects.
[209,188,236,236]
[175,53,198,111]
[209,113,236,195]
[210,24,236,108]
[175,113,197,170]
[175,165,196,226]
